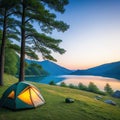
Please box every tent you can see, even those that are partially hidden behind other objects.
[0,81,45,110]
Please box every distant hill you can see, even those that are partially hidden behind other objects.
[26,59,73,75]
[71,61,120,80]
[26,59,120,79]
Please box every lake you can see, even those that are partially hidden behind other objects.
[26,75,120,91]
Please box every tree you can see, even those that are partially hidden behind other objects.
[60,82,67,87]
[0,0,69,84]
[4,47,18,75]
[18,0,69,82]
[68,84,77,89]
[0,0,19,86]
[104,83,113,95]
[0,3,8,86]
[0,37,19,76]
[25,62,48,76]
[88,82,99,93]
[78,82,88,91]
[49,80,56,85]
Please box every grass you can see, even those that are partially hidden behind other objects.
[0,74,120,120]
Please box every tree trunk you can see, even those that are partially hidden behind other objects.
[19,3,26,82]
[0,9,7,86]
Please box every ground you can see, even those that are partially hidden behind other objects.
[0,74,120,120]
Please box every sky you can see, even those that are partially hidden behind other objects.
[39,0,120,70]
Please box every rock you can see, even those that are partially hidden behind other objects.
[65,98,74,103]
[95,95,103,100]
[104,100,116,106]
[112,90,120,98]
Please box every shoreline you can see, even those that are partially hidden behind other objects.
[16,75,47,78]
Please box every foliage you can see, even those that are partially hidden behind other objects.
[0,0,69,83]
[4,48,18,75]
[78,82,88,91]
[0,38,19,76]
[0,0,19,36]
[23,22,68,61]
[49,80,56,85]
[68,84,77,89]
[104,83,113,95]
[0,0,20,85]
[96,90,106,96]
[88,82,99,93]
[60,82,106,95]
[60,82,67,87]
[17,0,69,81]
[25,62,48,76]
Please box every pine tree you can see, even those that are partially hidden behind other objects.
[0,0,42,85]
[0,0,69,83]
[18,0,69,82]
[88,82,99,93]
[0,0,19,86]
[104,83,113,95]
[78,82,88,91]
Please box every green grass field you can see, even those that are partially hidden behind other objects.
[0,74,120,120]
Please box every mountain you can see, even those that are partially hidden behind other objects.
[26,59,73,75]
[26,59,120,79]
[71,61,120,80]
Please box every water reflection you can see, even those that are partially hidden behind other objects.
[25,75,120,91]
[58,75,120,91]
[25,75,65,84]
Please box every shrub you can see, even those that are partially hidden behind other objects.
[96,91,106,96]
[78,82,88,91]
[68,84,77,89]
[49,80,56,85]
[60,82,67,87]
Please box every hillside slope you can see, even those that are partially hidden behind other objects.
[72,61,120,80]
[0,74,120,120]
[26,59,72,75]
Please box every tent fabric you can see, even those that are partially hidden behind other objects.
[0,81,45,110]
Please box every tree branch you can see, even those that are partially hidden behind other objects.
[25,17,32,23]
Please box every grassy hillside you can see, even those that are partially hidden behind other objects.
[0,74,120,120]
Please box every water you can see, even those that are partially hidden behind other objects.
[25,75,65,84]
[26,75,120,91]
[58,75,120,91]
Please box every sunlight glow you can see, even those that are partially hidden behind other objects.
[38,0,120,69]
